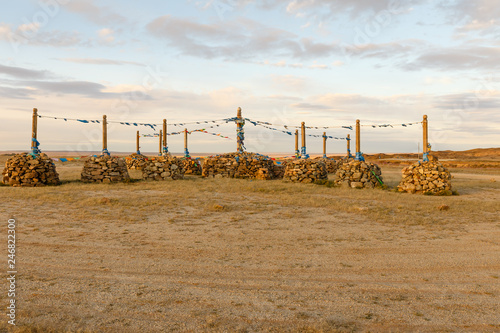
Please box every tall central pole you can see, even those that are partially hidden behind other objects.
[184,128,190,158]
[136,131,140,155]
[300,122,308,159]
[295,129,299,158]
[354,119,364,161]
[322,132,327,158]
[31,108,39,155]
[423,115,429,162]
[162,119,168,155]
[102,115,109,156]
[236,107,244,153]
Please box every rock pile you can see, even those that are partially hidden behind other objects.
[334,160,383,188]
[142,156,184,180]
[397,157,452,194]
[201,152,275,179]
[283,159,328,183]
[181,158,202,175]
[81,155,130,183]
[2,153,60,187]
[125,153,149,170]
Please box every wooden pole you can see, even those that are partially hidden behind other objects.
[159,130,162,156]
[184,128,189,157]
[136,130,140,154]
[102,115,109,155]
[423,115,428,161]
[355,119,364,161]
[347,134,351,157]
[162,119,167,155]
[236,107,244,153]
[295,129,299,158]
[31,108,38,153]
[323,132,327,158]
[301,122,307,158]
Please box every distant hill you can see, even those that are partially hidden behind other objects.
[366,148,500,161]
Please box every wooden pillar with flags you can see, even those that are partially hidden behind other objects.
[158,130,162,156]
[136,131,140,155]
[236,107,244,153]
[354,119,364,161]
[102,115,109,156]
[295,129,299,158]
[184,128,190,157]
[347,134,351,158]
[423,115,429,161]
[162,119,168,155]
[300,122,308,159]
[322,132,327,158]
[31,108,39,155]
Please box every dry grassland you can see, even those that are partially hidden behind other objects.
[0,155,499,332]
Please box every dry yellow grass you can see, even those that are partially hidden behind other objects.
[0,155,499,332]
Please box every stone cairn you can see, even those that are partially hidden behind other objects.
[283,159,328,183]
[202,152,276,179]
[2,153,60,187]
[125,153,149,170]
[142,156,184,180]
[181,158,202,175]
[397,156,452,194]
[334,160,383,189]
[81,155,130,183]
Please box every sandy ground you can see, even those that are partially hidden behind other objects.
[0,156,499,332]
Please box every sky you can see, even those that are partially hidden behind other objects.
[0,0,499,154]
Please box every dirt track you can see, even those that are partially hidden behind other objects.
[0,160,499,332]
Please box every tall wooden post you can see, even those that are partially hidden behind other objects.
[300,122,308,159]
[355,119,364,161]
[102,115,109,155]
[162,119,168,155]
[423,115,429,161]
[236,107,244,153]
[347,134,351,158]
[135,131,141,155]
[31,108,39,155]
[294,129,299,158]
[184,128,190,157]
[158,130,162,156]
[323,132,327,158]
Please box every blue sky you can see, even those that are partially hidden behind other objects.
[0,0,499,154]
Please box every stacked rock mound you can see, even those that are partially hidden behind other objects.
[142,156,184,180]
[334,160,383,188]
[81,155,130,183]
[181,158,202,175]
[283,159,328,183]
[201,152,275,179]
[2,153,60,187]
[397,156,452,194]
[126,153,149,170]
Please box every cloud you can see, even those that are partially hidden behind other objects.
[64,0,128,26]
[0,86,35,99]
[291,102,331,110]
[439,0,500,34]
[58,58,144,66]
[402,46,500,71]
[433,91,500,110]
[146,15,337,61]
[0,64,51,79]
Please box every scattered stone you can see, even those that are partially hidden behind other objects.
[438,204,450,211]
[202,152,276,179]
[2,153,60,187]
[125,153,149,170]
[283,159,328,183]
[397,156,452,194]
[142,156,184,180]
[334,160,383,189]
[81,155,130,183]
